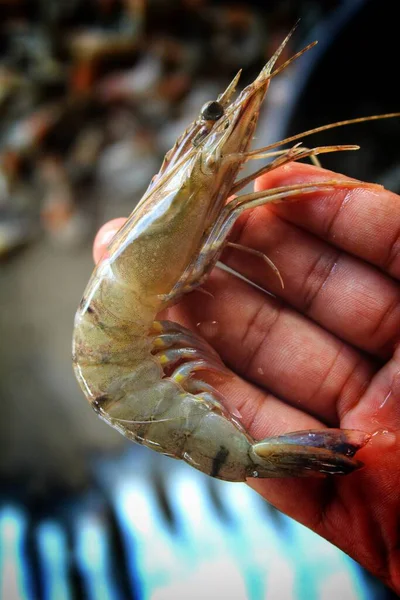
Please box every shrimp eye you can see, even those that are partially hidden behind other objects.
[200,101,224,122]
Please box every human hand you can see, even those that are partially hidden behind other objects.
[94,163,400,592]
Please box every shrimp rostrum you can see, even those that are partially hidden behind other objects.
[73,28,398,481]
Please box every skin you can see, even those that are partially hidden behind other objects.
[93,163,400,592]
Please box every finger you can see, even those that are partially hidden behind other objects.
[224,203,400,358]
[168,267,376,425]
[255,162,400,280]
[93,218,126,264]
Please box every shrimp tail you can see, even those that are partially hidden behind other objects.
[250,429,370,478]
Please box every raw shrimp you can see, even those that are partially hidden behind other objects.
[72,27,398,481]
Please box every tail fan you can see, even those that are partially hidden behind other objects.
[251,429,370,477]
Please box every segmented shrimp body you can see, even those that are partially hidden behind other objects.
[72,28,396,481]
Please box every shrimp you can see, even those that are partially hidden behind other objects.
[72,27,399,481]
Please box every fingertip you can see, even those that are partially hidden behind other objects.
[254,162,333,193]
[93,217,127,264]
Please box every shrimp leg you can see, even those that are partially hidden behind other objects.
[226,242,284,288]
[151,319,227,375]
[164,178,378,303]
[151,320,219,356]
[230,144,358,195]
[153,332,217,355]
[154,347,226,372]
[151,320,232,416]
[247,147,322,168]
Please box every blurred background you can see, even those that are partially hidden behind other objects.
[0,0,399,598]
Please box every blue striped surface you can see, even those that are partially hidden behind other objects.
[0,447,390,599]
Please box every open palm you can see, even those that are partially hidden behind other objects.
[94,163,400,592]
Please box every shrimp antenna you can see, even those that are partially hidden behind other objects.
[246,113,400,156]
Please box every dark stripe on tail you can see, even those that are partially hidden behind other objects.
[211,446,229,477]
